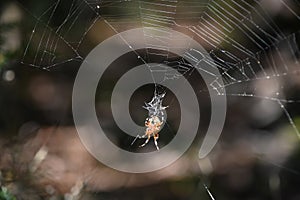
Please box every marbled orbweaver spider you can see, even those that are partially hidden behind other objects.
[131,90,167,150]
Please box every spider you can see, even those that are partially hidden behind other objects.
[131,91,167,150]
[131,115,163,150]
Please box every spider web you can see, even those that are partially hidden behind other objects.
[21,0,300,198]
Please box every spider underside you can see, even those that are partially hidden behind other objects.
[131,91,167,150]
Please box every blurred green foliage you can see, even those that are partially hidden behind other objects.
[0,22,18,69]
[0,187,16,200]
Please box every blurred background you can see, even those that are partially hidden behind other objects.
[0,0,300,199]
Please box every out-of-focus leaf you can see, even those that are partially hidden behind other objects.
[0,187,16,200]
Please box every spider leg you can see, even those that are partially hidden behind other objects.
[153,133,159,150]
[139,134,151,148]
[131,134,146,146]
